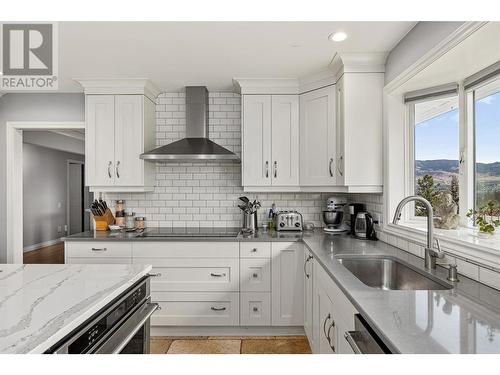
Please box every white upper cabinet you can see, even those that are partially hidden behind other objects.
[299,86,336,186]
[78,79,159,192]
[271,95,299,186]
[335,73,384,191]
[242,94,299,190]
[242,95,272,187]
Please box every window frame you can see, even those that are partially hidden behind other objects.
[404,73,500,230]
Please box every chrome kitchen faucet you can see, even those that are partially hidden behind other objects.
[392,196,445,270]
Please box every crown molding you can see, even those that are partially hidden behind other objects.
[74,78,161,101]
[329,52,387,81]
[233,78,299,95]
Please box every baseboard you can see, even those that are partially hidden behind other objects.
[151,326,305,337]
[23,238,62,253]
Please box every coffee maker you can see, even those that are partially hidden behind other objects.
[347,203,365,235]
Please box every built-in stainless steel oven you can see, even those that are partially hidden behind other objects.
[344,314,392,354]
[47,277,158,354]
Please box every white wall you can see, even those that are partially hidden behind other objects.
[23,131,85,155]
[23,143,85,249]
[385,22,465,84]
[0,93,84,262]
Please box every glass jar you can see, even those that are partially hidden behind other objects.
[115,200,126,217]
[124,212,136,230]
[135,217,147,230]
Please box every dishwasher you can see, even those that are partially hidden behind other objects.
[46,276,158,354]
[344,314,392,354]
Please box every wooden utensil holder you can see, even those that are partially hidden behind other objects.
[93,209,115,231]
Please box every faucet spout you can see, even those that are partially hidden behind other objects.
[392,195,444,270]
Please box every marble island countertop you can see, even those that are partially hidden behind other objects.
[0,263,152,354]
[63,227,500,353]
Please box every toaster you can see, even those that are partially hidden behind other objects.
[274,210,303,231]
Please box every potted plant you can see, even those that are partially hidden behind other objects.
[466,201,500,235]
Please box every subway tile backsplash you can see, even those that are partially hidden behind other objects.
[103,92,331,228]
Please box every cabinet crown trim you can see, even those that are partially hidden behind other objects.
[74,78,161,101]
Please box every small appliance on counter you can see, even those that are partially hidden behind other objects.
[347,203,365,235]
[323,196,348,233]
[354,212,377,240]
[274,210,303,231]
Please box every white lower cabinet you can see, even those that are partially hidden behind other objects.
[271,242,304,326]
[240,292,271,326]
[303,249,314,348]
[240,258,271,292]
[310,258,358,354]
[152,292,239,326]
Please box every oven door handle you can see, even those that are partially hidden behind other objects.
[95,303,159,354]
[107,302,159,354]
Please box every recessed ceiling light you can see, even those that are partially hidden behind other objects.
[329,32,347,42]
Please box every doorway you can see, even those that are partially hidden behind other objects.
[5,121,86,264]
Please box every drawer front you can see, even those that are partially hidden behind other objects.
[65,242,132,258]
[133,242,239,258]
[133,258,239,292]
[240,292,271,326]
[240,258,271,292]
[240,242,271,258]
[66,257,132,264]
[151,292,239,326]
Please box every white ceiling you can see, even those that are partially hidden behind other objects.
[57,22,415,93]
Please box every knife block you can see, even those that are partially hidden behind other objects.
[92,209,115,231]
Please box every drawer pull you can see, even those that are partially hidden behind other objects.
[251,248,258,252]
[253,307,259,312]
[210,273,226,277]
[91,247,107,252]
[252,273,258,278]
[211,306,227,311]
[148,273,162,277]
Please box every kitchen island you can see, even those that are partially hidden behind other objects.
[0,263,152,354]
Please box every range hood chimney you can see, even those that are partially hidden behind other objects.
[140,86,240,162]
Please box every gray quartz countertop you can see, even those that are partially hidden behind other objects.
[63,227,500,353]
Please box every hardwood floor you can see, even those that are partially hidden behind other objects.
[23,242,65,264]
[150,336,312,354]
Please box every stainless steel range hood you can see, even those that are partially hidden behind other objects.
[140,86,240,162]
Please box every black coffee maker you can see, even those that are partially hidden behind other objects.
[347,203,365,235]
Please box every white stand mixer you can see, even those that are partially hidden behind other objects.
[322,196,348,233]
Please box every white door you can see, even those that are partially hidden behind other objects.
[271,242,304,326]
[316,282,336,354]
[335,77,346,185]
[304,250,314,347]
[242,95,272,186]
[114,95,144,186]
[271,95,299,186]
[85,95,115,186]
[300,86,336,185]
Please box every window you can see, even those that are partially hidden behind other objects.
[474,79,500,210]
[411,95,460,216]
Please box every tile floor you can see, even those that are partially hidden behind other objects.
[150,336,312,354]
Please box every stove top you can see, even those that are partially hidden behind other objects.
[136,227,241,238]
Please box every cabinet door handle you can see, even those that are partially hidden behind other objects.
[327,319,336,346]
[107,161,112,178]
[116,161,120,178]
[91,247,107,252]
[323,313,331,339]
[337,156,343,176]
[210,273,226,277]
[251,248,258,253]
[211,306,226,311]
[274,161,277,178]
[252,273,259,278]
[265,161,269,178]
[329,158,334,177]
[304,255,313,278]
[253,307,259,312]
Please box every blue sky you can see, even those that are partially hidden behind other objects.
[415,91,499,163]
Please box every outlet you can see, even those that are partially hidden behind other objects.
[57,225,62,233]
[64,224,68,232]
[372,213,381,225]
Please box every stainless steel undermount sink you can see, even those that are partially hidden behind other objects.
[336,255,453,291]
